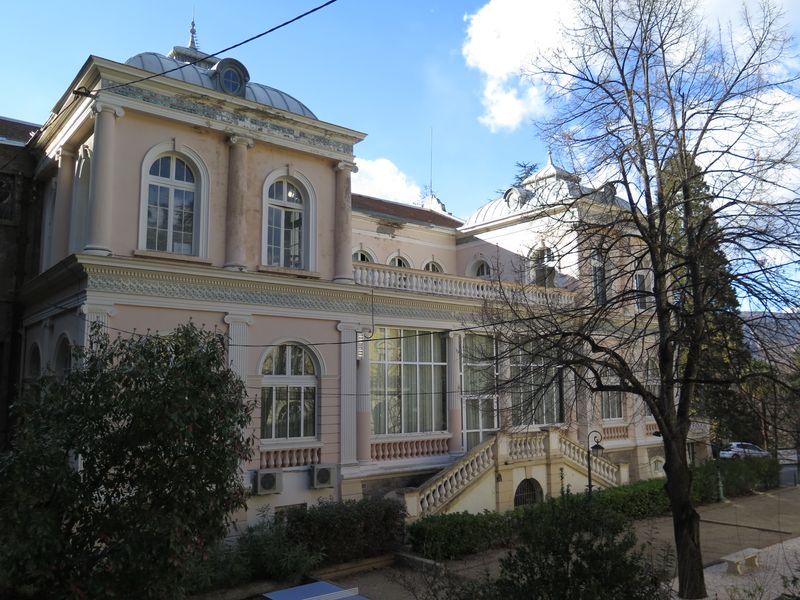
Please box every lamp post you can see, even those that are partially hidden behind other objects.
[586,429,605,495]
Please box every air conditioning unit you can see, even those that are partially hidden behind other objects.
[311,464,337,489]
[255,469,283,495]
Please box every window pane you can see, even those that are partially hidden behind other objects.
[274,345,287,375]
[303,387,316,437]
[434,365,447,431]
[283,209,303,268]
[403,364,418,433]
[303,349,314,375]
[261,350,274,375]
[385,328,400,362]
[387,364,401,433]
[275,386,288,437]
[290,345,303,375]
[175,158,185,182]
[286,182,302,205]
[269,180,283,201]
[418,332,431,362]
[371,363,386,435]
[480,397,496,429]
[261,388,274,438]
[402,330,417,362]
[465,397,480,430]
[419,364,432,432]
[432,333,445,363]
[156,230,167,251]
[288,386,301,437]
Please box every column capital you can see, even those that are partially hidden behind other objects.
[336,160,358,174]
[448,330,465,340]
[337,321,372,334]
[56,146,76,163]
[224,313,254,326]
[229,135,255,148]
[92,101,125,118]
[79,302,117,319]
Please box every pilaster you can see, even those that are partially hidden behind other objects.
[52,147,76,264]
[79,301,117,346]
[356,328,372,463]
[333,161,358,283]
[84,101,124,256]
[337,321,360,465]
[447,331,464,453]
[225,136,254,270]
[224,313,254,380]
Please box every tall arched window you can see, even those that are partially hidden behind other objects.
[144,154,198,255]
[389,255,410,268]
[260,343,318,440]
[265,179,306,269]
[54,336,72,379]
[473,260,491,279]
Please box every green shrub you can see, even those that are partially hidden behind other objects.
[495,494,670,599]
[282,497,406,566]
[595,479,671,519]
[408,510,514,560]
[187,497,405,593]
[693,457,780,502]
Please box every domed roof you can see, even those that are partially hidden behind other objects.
[125,51,317,119]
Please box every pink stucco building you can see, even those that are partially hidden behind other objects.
[15,32,695,524]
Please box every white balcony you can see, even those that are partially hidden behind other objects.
[353,263,573,307]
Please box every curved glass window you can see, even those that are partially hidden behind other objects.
[424,261,443,273]
[260,344,317,439]
[265,179,305,269]
[353,250,373,263]
[474,260,491,278]
[389,255,410,268]
[146,155,197,255]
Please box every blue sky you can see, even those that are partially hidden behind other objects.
[2,0,798,220]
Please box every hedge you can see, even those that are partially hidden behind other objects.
[186,496,406,594]
[408,457,781,560]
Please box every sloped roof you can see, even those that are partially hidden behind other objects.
[125,52,317,119]
[352,193,463,228]
[0,117,39,145]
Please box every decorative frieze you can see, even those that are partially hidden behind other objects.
[103,81,353,156]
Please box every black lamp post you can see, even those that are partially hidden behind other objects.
[586,429,604,494]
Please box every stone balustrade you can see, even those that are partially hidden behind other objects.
[260,445,321,468]
[645,421,660,436]
[557,434,619,486]
[505,431,548,462]
[370,433,451,461]
[414,436,495,518]
[602,423,630,440]
[353,263,573,307]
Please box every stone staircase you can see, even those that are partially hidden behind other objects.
[402,429,623,520]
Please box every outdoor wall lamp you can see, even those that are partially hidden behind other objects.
[586,429,605,494]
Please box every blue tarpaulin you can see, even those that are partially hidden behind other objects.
[264,581,368,600]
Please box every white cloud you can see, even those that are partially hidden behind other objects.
[462,0,576,132]
[352,158,422,205]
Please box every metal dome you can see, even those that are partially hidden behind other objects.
[125,52,317,119]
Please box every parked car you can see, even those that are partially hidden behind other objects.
[719,442,770,459]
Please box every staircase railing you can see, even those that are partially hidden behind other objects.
[412,436,496,518]
[557,433,619,486]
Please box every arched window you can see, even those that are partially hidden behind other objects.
[591,249,608,305]
[264,178,308,269]
[54,336,72,379]
[634,257,651,310]
[423,261,443,273]
[473,260,491,279]
[260,343,318,440]
[26,344,41,379]
[389,255,410,268]
[514,478,544,507]
[352,250,373,263]
[144,155,198,255]
[531,247,555,287]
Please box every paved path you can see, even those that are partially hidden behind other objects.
[332,486,800,600]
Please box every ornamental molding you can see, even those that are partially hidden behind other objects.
[102,79,355,158]
[92,100,125,118]
[81,263,475,323]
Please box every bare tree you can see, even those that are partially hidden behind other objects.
[474,0,800,597]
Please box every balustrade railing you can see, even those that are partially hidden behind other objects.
[353,263,573,306]
[602,424,630,440]
[260,445,321,468]
[370,433,451,461]
[506,431,548,461]
[558,434,619,486]
[415,435,495,517]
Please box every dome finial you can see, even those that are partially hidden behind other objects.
[188,14,198,50]
[547,149,554,165]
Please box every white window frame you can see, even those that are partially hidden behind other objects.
[388,253,412,269]
[461,333,499,450]
[139,142,209,257]
[259,343,320,441]
[261,168,317,271]
[424,261,444,273]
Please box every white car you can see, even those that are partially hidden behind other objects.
[719,442,770,459]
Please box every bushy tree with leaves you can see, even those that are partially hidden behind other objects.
[476,0,800,597]
[0,323,253,600]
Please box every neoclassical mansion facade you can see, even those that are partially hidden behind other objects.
[17,36,686,524]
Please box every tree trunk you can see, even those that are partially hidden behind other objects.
[664,447,707,599]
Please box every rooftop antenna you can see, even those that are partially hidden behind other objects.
[188,11,198,49]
